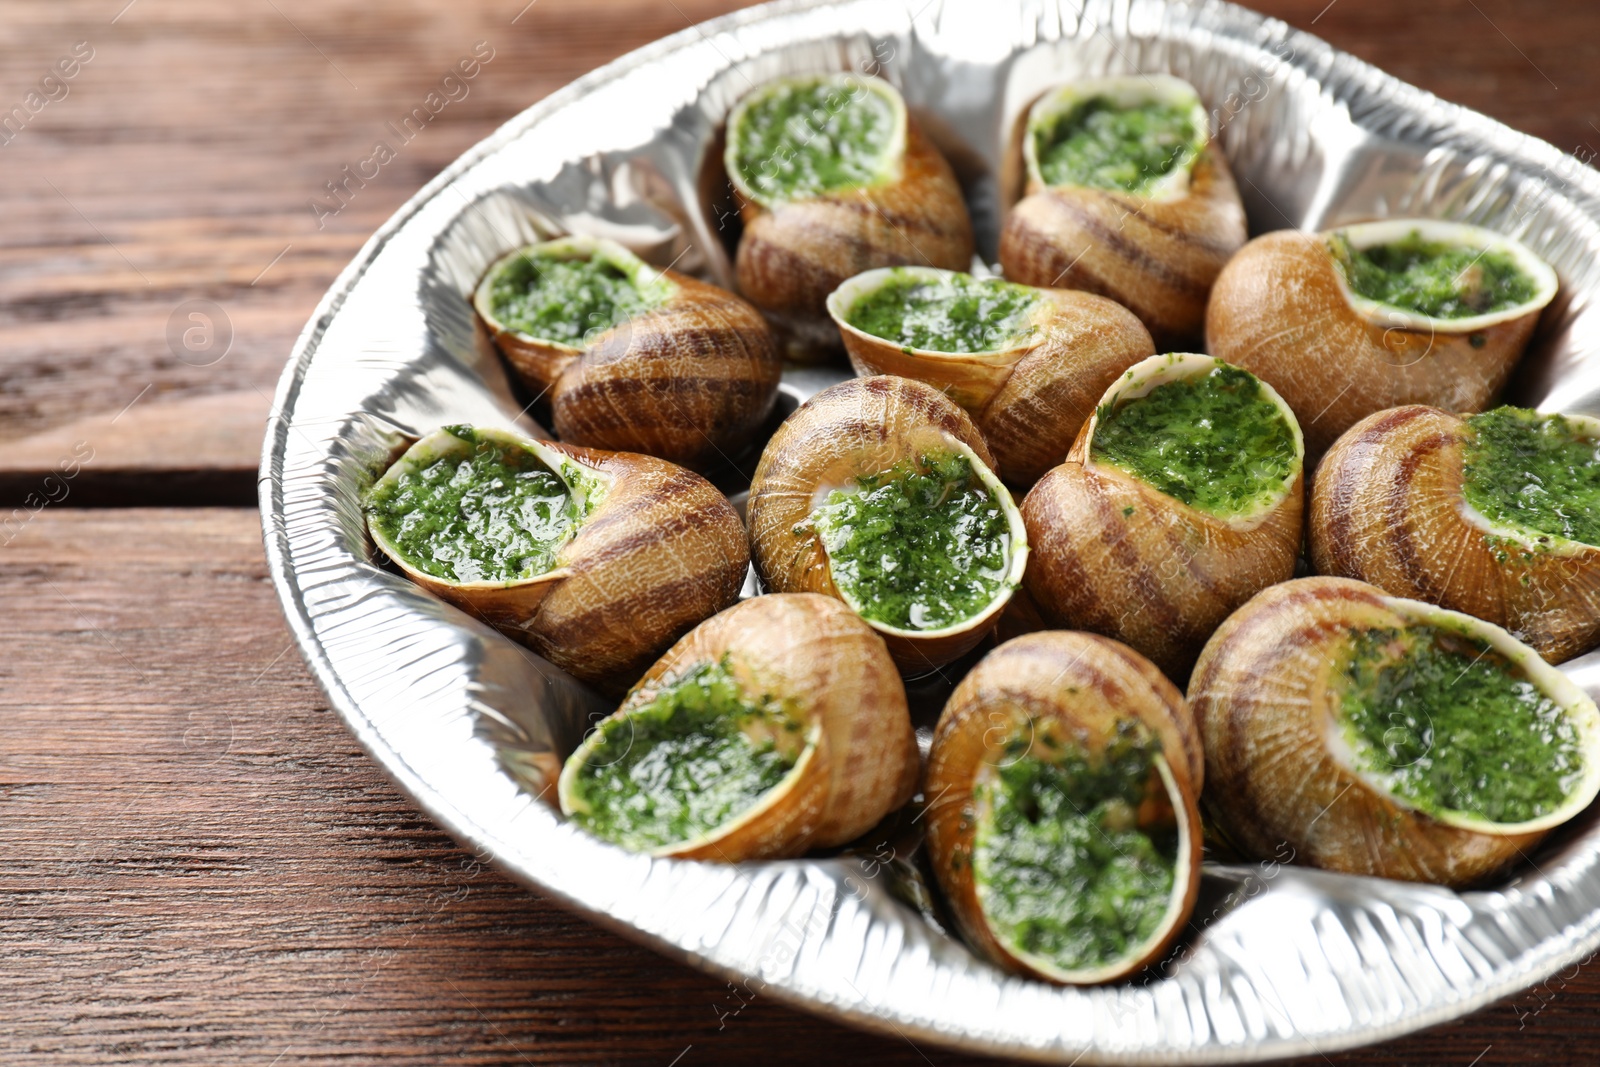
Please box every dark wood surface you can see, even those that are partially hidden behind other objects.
[3,1,1599,1063]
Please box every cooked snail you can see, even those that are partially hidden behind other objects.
[1190,576,1600,887]
[998,75,1247,351]
[473,235,781,468]
[924,631,1203,984]
[364,425,748,693]
[826,266,1155,487]
[1021,353,1304,681]
[746,375,1028,673]
[1311,404,1600,664]
[1206,219,1559,456]
[557,593,919,860]
[726,73,975,362]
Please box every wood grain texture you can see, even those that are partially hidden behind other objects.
[4,1,1600,1063]
[0,0,763,502]
[2,0,1598,501]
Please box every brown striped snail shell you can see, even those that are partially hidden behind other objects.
[1310,405,1600,664]
[997,76,1248,351]
[1021,353,1304,682]
[472,236,782,468]
[1206,220,1559,457]
[558,593,919,860]
[826,267,1156,488]
[746,375,1028,673]
[1190,576,1600,887]
[727,74,976,363]
[924,631,1203,984]
[366,426,749,694]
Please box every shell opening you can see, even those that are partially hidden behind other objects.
[556,655,819,857]
[1324,218,1558,334]
[825,266,1044,358]
[471,235,676,351]
[1457,406,1600,553]
[1084,353,1304,527]
[364,425,610,590]
[723,73,908,210]
[803,435,1028,640]
[1022,75,1210,202]
[1325,598,1600,836]
[969,719,1191,983]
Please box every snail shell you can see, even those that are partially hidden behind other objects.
[746,375,1028,673]
[1206,220,1559,457]
[1310,405,1600,663]
[827,267,1155,487]
[473,236,782,468]
[997,76,1248,351]
[1021,353,1304,681]
[924,631,1203,984]
[366,426,748,694]
[557,593,919,860]
[727,75,976,362]
[1190,576,1600,887]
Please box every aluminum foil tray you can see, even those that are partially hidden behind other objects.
[260,0,1600,1060]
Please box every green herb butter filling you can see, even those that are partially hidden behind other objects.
[365,426,585,584]
[807,451,1013,632]
[1091,363,1298,517]
[730,77,899,205]
[567,658,807,852]
[1329,230,1539,319]
[1461,406,1600,548]
[1034,97,1201,194]
[485,250,665,346]
[972,721,1178,974]
[1338,624,1585,825]
[845,271,1042,353]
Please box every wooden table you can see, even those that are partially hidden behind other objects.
[3,1,1597,1062]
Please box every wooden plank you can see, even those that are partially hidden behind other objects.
[2,505,1598,1063]
[0,390,264,505]
[1,0,1596,503]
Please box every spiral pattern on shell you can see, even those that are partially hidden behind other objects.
[369,429,749,695]
[746,375,1025,673]
[1310,404,1600,664]
[1020,354,1304,682]
[1190,576,1600,887]
[1205,230,1545,457]
[828,269,1156,489]
[734,117,976,363]
[475,243,782,469]
[923,631,1203,984]
[560,593,919,861]
[998,147,1247,352]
